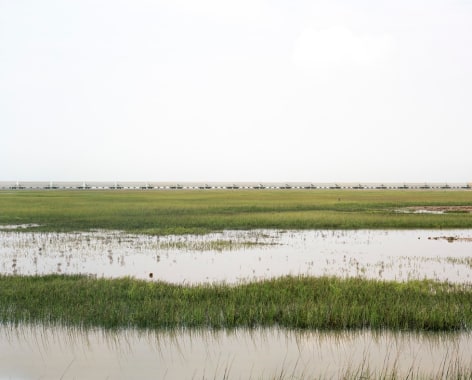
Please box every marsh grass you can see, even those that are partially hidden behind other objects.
[0,275,470,331]
[447,257,472,269]
[1,190,472,234]
[155,238,277,252]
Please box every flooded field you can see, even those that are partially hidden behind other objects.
[1,228,471,284]
[0,324,471,379]
[1,227,471,378]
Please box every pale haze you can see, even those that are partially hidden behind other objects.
[1,0,471,182]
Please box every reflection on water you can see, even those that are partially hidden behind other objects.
[0,324,470,379]
[1,229,472,284]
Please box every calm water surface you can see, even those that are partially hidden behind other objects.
[0,324,471,379]
[1,228,472,378]
[1,229,471,283]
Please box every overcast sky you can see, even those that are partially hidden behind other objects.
[1,0,471,182]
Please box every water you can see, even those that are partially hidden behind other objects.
[0,229,471,284]
[0,324,470,379]
[1,228,471,378]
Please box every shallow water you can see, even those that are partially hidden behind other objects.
[0,229,471,284]
[0,324,470,379]
[1,230,471,378]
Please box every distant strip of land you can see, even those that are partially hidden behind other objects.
[1,190,472,234]
[1,181,471,190]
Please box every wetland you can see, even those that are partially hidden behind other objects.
[1,190,472,378]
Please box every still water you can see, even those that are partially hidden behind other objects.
[0,324,471,379]
[1,228,472,378]
[0,229,471,284]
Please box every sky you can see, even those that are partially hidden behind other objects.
[1,0,471,182]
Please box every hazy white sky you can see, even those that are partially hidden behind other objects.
[1,0,471,182]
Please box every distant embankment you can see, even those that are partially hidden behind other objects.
[1,181,471,190]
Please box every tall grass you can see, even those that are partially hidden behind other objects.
[1,190,472,233]
[0,275,470,331]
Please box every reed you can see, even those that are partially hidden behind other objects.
[0,275,470,331]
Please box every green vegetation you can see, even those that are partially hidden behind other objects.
[1,190,471,335]
[1,190,472,234]
[0,275,470,331]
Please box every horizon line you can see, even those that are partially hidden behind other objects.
[1,180,471,191]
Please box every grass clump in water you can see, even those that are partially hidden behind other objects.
[0,275,470,331]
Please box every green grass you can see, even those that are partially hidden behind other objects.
[1,190,472,234]
[0,275,470,331]
[1,190,471,333]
